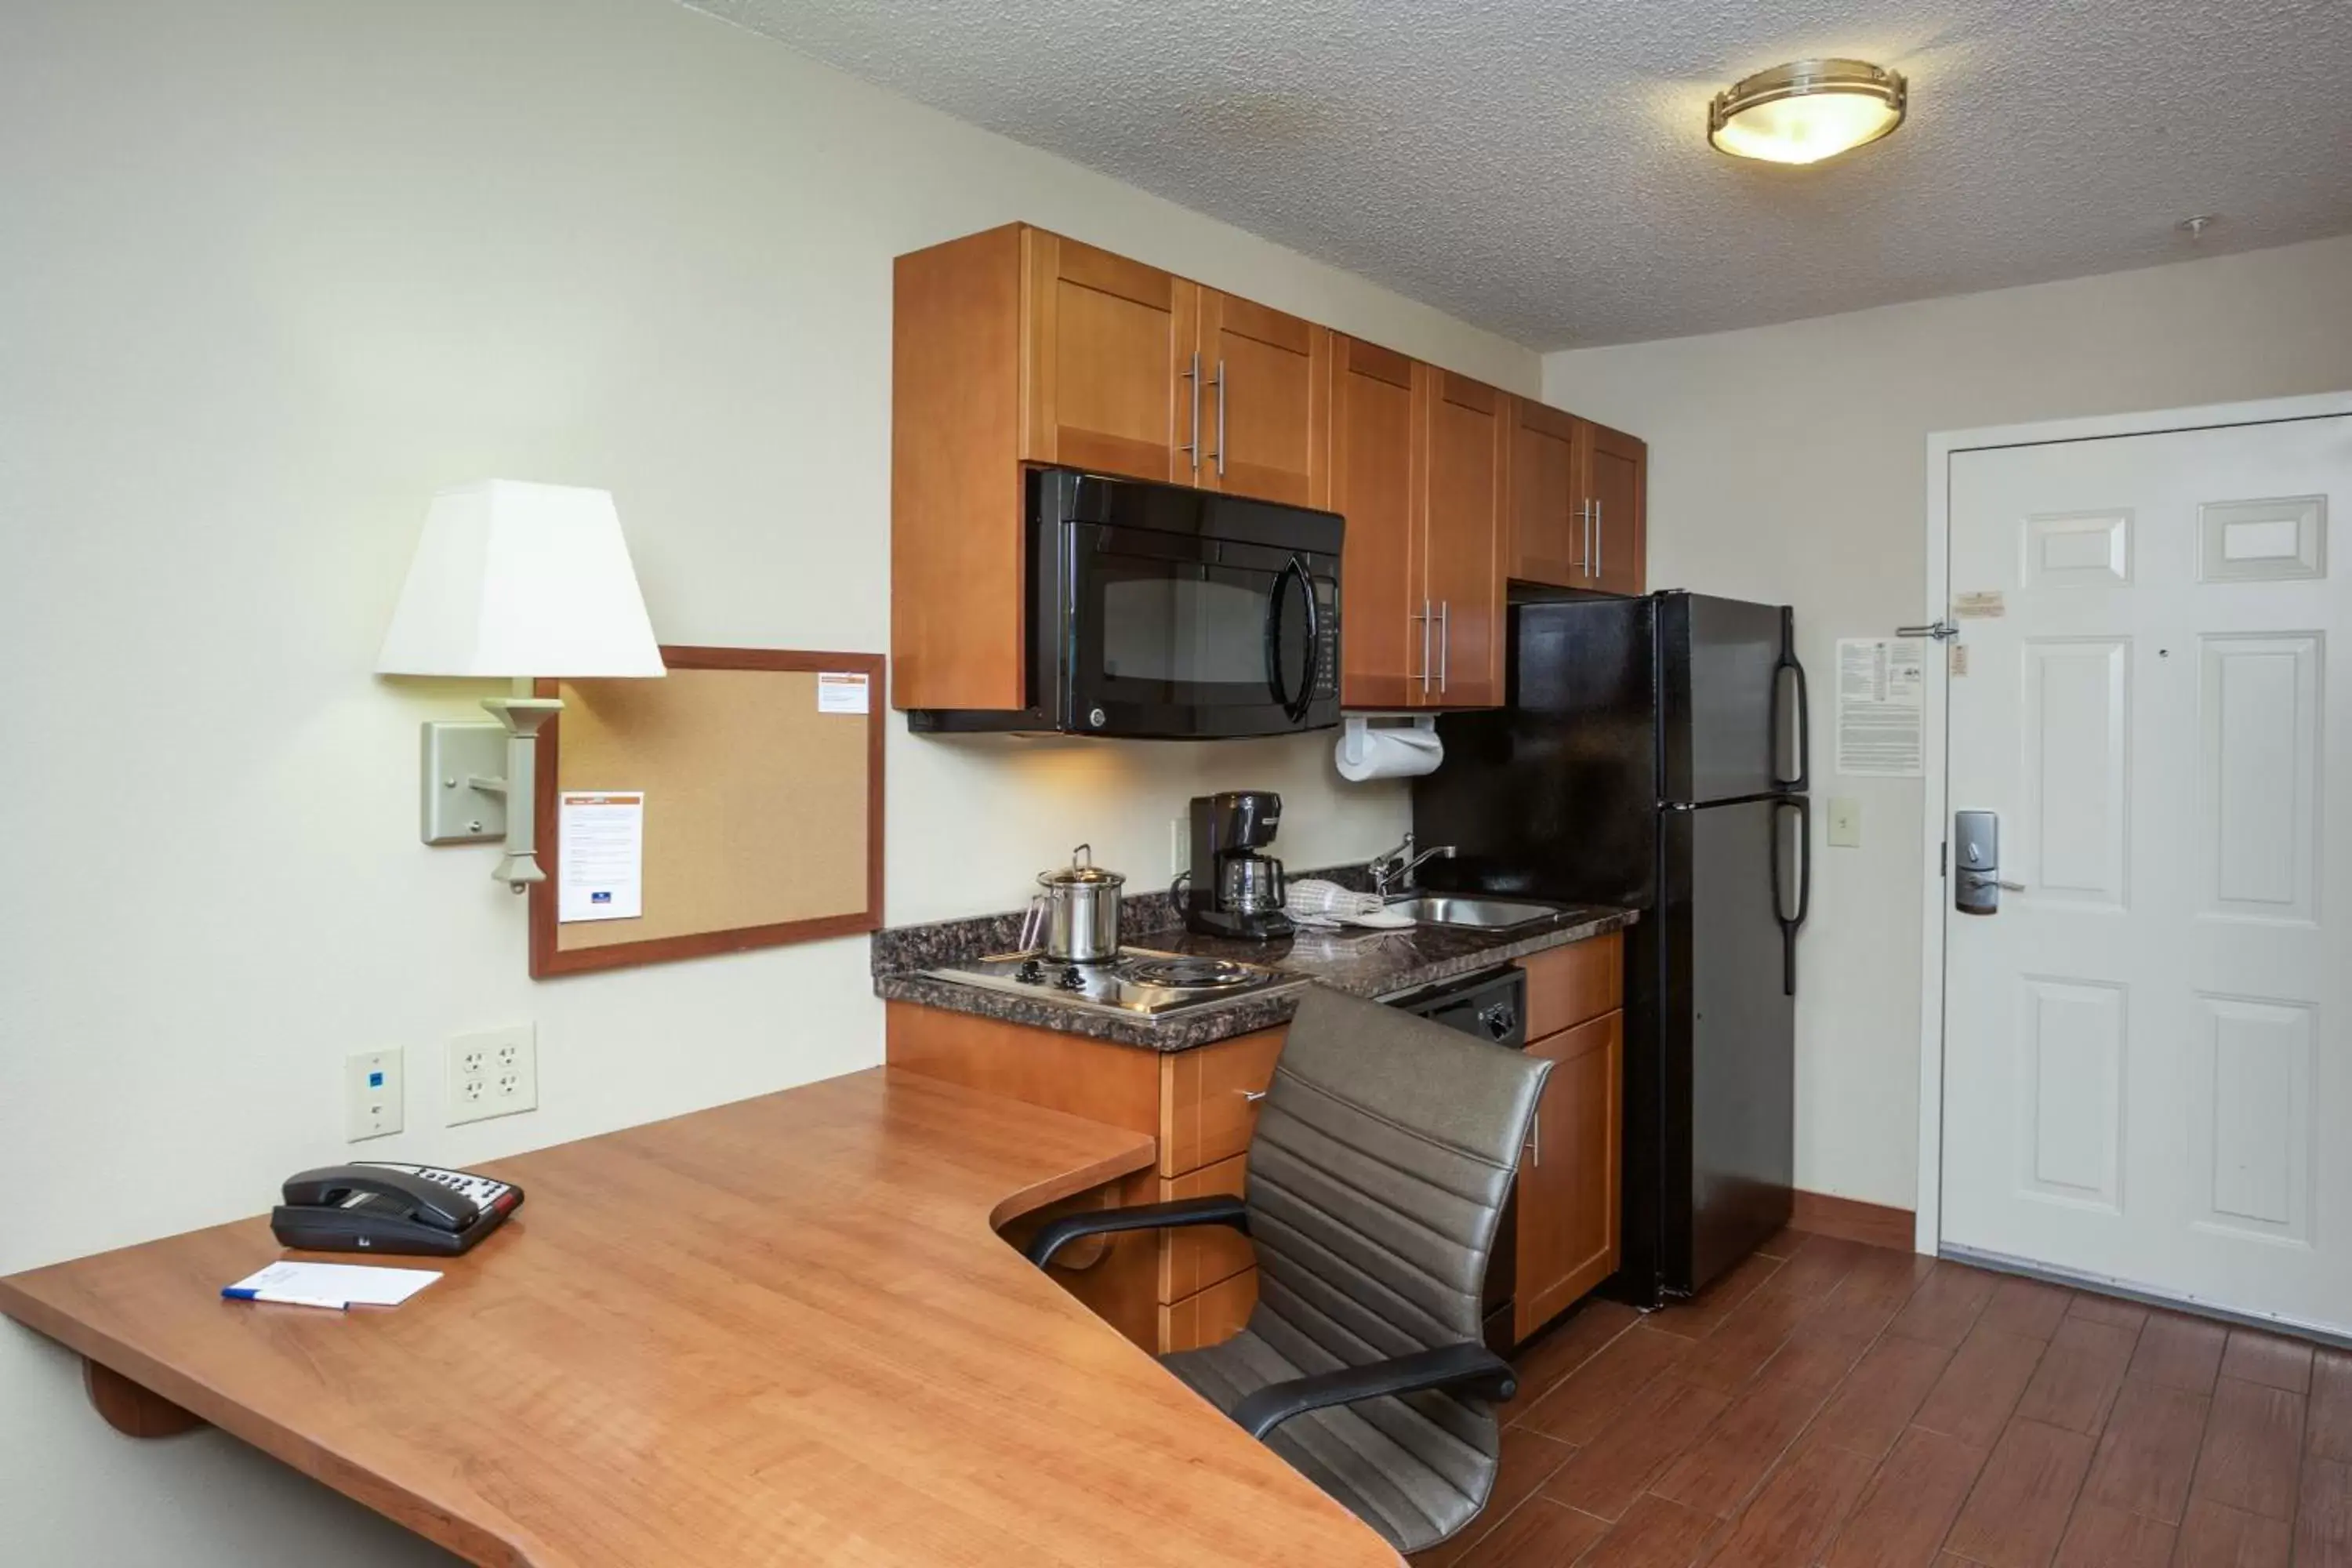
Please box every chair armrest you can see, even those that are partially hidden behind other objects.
[1022,1196,1250,1268]
[1229,1342,1518,1440]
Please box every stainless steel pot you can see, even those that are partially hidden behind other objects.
[1022,844,1125,963]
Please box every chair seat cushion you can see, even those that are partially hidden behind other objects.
[1162,1328,1500,1555]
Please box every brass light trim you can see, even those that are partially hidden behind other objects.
[1708,58,1908,164]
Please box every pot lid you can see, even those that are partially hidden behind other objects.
[1037,843,1124,887]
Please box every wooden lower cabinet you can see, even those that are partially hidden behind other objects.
[886,1003,1279,1354]
[1513,1011,1624,1342]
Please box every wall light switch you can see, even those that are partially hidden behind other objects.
[346,1048,405,1142]
[448,1025,537,1126]
[1828,797,1863,848]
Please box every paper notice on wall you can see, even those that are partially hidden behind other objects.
[1835,639,1926,777]
[558,791,644,923]
[816,671,870,714]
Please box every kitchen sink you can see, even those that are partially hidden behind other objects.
[1384,895,1565,931]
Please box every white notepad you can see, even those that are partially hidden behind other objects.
[223,1261,442,1308]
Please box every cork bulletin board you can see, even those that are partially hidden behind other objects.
[527,646,885,978]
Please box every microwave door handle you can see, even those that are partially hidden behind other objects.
[1265,557,1296,717]
[1289,557,1319,722]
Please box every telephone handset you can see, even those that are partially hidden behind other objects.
[271,1161,524,1257]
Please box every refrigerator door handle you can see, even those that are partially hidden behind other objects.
[1771,606,1810,791]
[1769,796,1811,996]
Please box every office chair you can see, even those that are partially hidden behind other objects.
[1025,985,1551,1555]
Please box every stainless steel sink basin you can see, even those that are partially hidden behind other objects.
[1384,895,1564,931]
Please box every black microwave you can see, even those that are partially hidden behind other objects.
[908,468,1343,739]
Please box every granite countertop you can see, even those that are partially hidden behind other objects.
[873,895,1639,1051]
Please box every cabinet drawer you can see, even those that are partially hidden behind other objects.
[1160,1267,1257,1355]
[1519,933,1622,1040]
[1159,1026,1285,1178]
[1159,1154,1253,1303]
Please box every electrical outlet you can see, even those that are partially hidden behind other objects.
[1828,797,1863,848]
[447,1025,537,1126]
[345,1048,405,1142]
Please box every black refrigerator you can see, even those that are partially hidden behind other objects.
[1414,592,1811,1308]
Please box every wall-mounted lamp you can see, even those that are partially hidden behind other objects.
[376,480,664,891]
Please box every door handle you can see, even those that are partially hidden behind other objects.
[1412,598,1433,695]
[1594,499,1603,579]
[1575,499,1592,576]
[1180,352,1201,472]
[1240,1089,1268,1104]
[1436,601,1450,694]
[1208,358,1226,477]
[1523,1110,1541,1169]
[1954,810,2004,914]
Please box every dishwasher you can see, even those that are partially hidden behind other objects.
[1381,964,1528,1350]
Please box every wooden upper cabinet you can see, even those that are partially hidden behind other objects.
[1419,368,1507,708]
[1508,397,1584,588]
[1197,290,1330,507]
[1515,1010,1624,1341]
[1584,420,1647,596]
[1329,336,1420,709]
[1018,230,1193,484]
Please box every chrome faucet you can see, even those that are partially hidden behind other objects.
[1369,833,1456,898]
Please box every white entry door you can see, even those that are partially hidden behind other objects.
[1940,412,2350,1334]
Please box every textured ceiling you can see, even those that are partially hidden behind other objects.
[681,0,2352,348]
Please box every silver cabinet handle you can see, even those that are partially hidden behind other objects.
[1575,499,1592,576]
[1437,601,1450,693]
[1524,1111,1541,1168]
[1241,1089,1268,1103]
[1209,358,1226,477]
[1414,597,1433,695]
[1181,352,1201,471]
[1594,499,1603,579]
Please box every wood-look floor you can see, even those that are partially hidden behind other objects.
[1414,1229,2351,1568]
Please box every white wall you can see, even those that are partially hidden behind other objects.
[0,1,1535,1560]
[1544,235,2352,1211]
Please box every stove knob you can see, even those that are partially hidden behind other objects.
[1056,965,1088,992]
[1015,958,1044,984]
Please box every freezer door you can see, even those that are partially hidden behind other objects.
[1660,593,1799,805]
[1416,597,1659,906]
[1661,797,1796,1294]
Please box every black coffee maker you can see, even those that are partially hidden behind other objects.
[1180,791,1294,940]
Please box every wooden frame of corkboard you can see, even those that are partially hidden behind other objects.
[527,646,885,978]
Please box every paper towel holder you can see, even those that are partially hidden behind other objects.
[1335,712,1439,777]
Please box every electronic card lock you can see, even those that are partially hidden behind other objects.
[1953,811,2024,915]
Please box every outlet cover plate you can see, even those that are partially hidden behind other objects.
[447,1025,537,1126]
[420,721,506,844]
[346,1047,405,1142]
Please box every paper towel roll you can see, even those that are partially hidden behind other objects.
[1334,717,1444,782]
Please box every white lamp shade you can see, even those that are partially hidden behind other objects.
[376,480,666,678]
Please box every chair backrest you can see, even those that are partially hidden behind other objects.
[1243,985,1552,1367]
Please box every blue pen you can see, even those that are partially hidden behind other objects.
[222,1288,350,1311]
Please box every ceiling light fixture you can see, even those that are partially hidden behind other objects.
[1708,58,1907,165]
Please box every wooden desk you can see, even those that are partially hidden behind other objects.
[0,1069,1399,1567]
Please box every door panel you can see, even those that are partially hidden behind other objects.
[1514,1012,1623,1340]
[1584,422,1646,595]
[1509,398,1584,586]
[1198,290,1327,507]
[1421,368,1506,708]
[1020,230,1192,483]
[1663,593,1788,804]
[1684,798,1795,1290]
[1942,412,2350,1334]
[1330,336,1419,708]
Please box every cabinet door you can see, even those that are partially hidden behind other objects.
[1583,420,1646,596]
[1420,368,1508,708]
[1329,336,1421,708]
[1514,1011,1623,1341]
[1508,397,1584,587]
[1198,290,1328,507]
[1018,230,1199,484]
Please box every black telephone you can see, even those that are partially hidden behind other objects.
[272,1161,524,1257]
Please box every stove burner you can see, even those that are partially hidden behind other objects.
[1116,956,1260,989]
